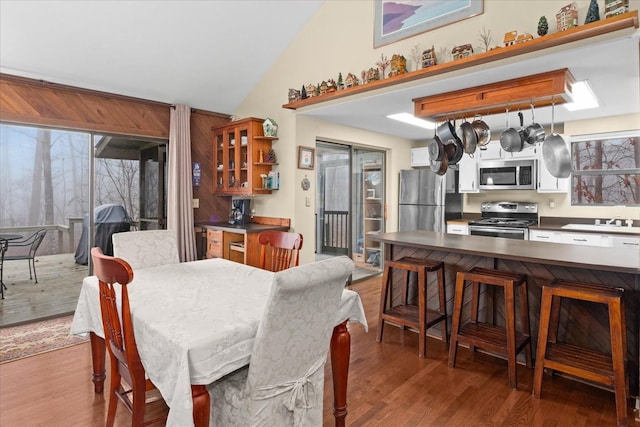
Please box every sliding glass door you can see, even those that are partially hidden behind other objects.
[315,140,385,282]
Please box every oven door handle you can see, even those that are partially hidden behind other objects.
[469,226,526,235]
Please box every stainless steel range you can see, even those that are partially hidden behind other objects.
[468,201,538,240]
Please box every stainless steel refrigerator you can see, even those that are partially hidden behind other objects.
[398,169,462,232]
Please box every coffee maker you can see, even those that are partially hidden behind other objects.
[229,199,251,225]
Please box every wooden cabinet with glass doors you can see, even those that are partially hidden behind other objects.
[213,117,278,195]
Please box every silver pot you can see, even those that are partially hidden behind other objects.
[471,116,491,147]
[523,104,545,145]
[500,111,524,152]
[437,120,460,146]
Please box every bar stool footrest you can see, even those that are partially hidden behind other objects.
[458,322,531,354]
[544,342,616,386]
[384,305,447,330]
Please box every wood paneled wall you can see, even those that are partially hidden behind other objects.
[0,73,231,223]
[191,111,231,223]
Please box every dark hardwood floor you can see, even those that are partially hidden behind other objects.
[0,276,637,426]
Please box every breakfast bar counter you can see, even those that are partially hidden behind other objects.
[369,231,640,408]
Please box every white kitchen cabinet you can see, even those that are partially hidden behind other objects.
[477,141,503,160]
[410,147,430,167]
[557,232,604,246]
[447,223,469,235]
[609,235,640,248]
[457,153,479,193]
[529,230,560,243]
[537,138,569,193]
[477,141,537,161]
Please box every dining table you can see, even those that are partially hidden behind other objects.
[70,257,368,427]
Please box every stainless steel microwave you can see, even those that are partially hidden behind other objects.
[478,159,537,190]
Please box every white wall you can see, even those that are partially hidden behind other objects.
[234,0,640,263]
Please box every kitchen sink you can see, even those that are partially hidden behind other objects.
[561,223,640,233]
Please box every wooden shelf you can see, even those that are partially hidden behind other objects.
[282,11,638,111]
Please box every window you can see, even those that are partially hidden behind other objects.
[571,131,640,206]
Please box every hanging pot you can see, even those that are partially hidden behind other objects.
[471,115,491,147]
[500,110,524,152]
[523,104,545,145]
[437,119,460,146]
[445,138,464,165]
[428,136,445,161]
[430,154,449,175]
[456,119,477,154]
[542,102,571,178]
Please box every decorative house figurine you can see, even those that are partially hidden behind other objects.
[344,73,359,88]
[421,46,437,68]
[305,83,317,98]
[327,78,337,93]
[319,80,330,95]
[388,54,407,77]
[604,0,628,18]
[503,31,517,46]
[364,67,379,84]
[556,2,578,32]
[515,33,534,44]
[288,88,301,103]
[262,118,278,137]
[452,44,473,60]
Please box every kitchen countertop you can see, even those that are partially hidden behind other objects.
[195,222,289,233]
[446,214,481,226]
[369,230,639,274]
[533,216,640,236]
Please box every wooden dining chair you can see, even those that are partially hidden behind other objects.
[208,256,354,426]
[91,247,166,427]
[258,230,303,272]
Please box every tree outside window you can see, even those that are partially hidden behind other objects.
[571,131,640,206]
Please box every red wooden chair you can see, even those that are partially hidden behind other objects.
[258,231,303,272]
[91,247,166,427]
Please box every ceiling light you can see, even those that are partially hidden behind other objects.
[387,113,436,129]
[564,80,599,111]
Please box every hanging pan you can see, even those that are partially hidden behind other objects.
[500,109,524,152]
[523,103,545,145]
[456,118,477,154]
[542,101,571,178]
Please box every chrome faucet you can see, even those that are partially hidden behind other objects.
[606,217,621,226]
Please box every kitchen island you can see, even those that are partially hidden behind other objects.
[368,230,640,409]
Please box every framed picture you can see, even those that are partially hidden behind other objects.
[298,146,315,170]
[374,0,483,47]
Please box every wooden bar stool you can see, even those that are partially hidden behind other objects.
[376,257,447,358]
[448,267,532,389]
[533,279,628,426]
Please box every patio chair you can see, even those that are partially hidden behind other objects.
[3,229,47,284]
[0,238,8,299]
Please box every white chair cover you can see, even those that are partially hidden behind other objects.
[112,230,180,270]
[208,256,354,427]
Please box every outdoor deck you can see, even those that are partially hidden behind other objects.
[0,253,88,328]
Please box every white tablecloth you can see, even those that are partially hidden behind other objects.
[70,258,367,427]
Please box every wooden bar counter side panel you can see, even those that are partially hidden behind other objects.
[282,11,638,111]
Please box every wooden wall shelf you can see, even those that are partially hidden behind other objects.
[413,69,575,120]
[281,11,638,111]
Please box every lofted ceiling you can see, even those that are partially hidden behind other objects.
[0,0,323,115]
[1,1,638,143]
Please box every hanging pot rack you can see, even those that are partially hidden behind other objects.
[412,68,575,122]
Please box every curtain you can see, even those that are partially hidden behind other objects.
[167,104,196,262]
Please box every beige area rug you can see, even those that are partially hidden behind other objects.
[0,314,88,363]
